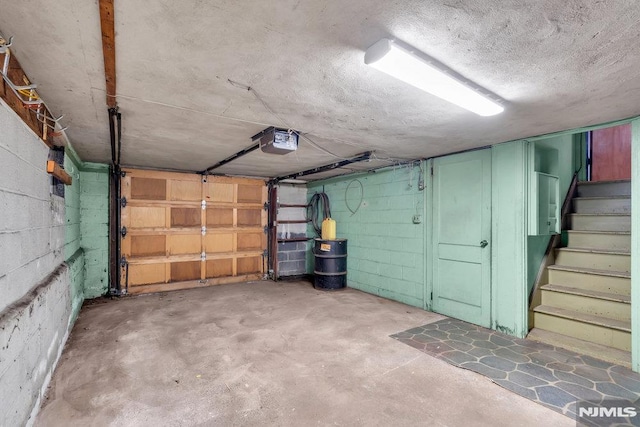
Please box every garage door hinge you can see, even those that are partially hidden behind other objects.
[201,226,207,236]
[201,200,207,210]
[120,256,127,267]
[430,166,434,176]
[201,251,206,261]
[120,226,127,238]
[430,292,433,300]
[120,197,127,208]
[263,249,267,257]
[263,226,268,234]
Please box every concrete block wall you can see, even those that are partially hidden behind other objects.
[306,164,426,308]
[0,106,65,314]
[278,241,307,276]
[0,99,75,426]
[277,184,308,277]
[0,266,72,427]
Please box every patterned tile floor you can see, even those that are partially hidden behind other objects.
[391,318,640,425]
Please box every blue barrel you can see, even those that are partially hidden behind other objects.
[313,238,347,290]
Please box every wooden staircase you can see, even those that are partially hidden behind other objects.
[530,180,631,362]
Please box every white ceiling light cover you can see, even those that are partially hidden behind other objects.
[365,38,504,117]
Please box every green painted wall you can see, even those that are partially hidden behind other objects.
[526,134,578,295]
[64,153,82,259]
[303,120,634,344]
[305,147,534,339]
[491,141,528,337]
[64,144,110,301]
[80,164,110,298]
[306,164,426,308]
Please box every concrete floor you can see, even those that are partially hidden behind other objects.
[37,281,572,426]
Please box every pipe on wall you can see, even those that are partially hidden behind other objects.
[108,107,124,295]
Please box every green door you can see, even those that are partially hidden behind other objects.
[432,149,491,327]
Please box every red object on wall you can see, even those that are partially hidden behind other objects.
[591,124,631,181]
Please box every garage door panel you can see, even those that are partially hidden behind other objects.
[131,177,166,200]
[171,207,200,227]
[205,233,234,253]
[131,235,166,257]
[206,259,233,278]
[170,180,202,201]
[171,261,201,282]
[205,182,234,203]
[130,207,166,228]
[121,169,266,293]
[168,234,201,255]
[237,209,262,227]
[129,263,166,286]
[207,208,233,227]
[237,232,263,251]
[237,184,263,203]
[238,256,262,274]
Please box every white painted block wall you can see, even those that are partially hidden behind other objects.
[0,99,74,426]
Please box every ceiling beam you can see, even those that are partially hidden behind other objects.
[99,0,116,108]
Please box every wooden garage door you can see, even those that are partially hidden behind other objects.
[120,169,267,294]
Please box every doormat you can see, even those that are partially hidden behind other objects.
[391,319,640,423]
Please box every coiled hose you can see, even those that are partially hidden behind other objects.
[307,192,331,237]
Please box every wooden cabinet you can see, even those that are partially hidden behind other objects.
[531,172,560,235]
[528,142,560,236]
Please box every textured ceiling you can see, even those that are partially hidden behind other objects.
[1,0,639,179]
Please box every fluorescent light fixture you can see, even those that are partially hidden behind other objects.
[364,38,504,116]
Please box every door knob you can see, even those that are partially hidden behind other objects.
[480,240,488,248]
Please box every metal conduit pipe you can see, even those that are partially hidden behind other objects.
[108,107,124,295]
